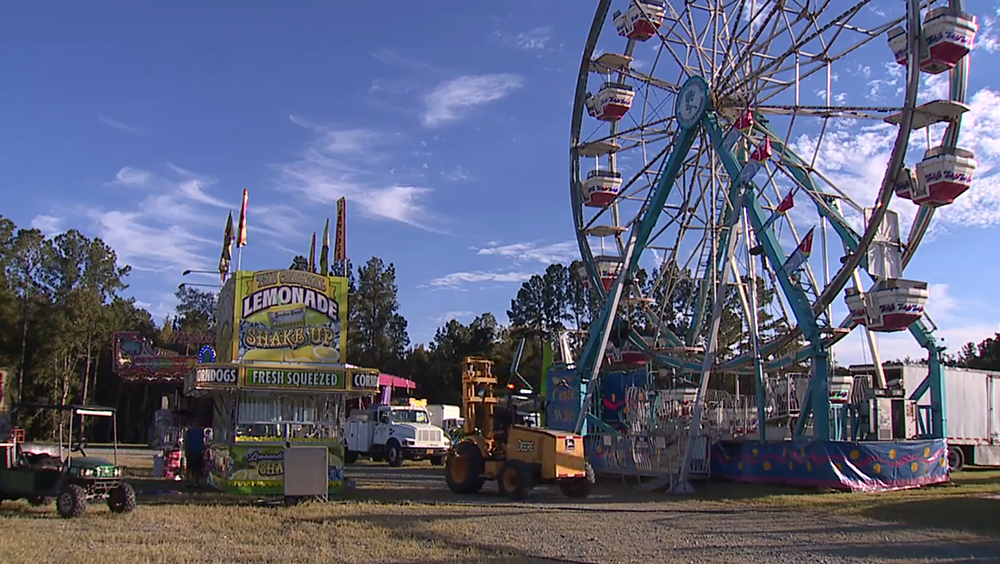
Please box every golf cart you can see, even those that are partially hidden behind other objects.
[0,403,135,518]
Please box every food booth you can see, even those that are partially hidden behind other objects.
[184,269,379,496]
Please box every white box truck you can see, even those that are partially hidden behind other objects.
[427,404,464,445]
[899,364,1000,470]
[344,404,449,467]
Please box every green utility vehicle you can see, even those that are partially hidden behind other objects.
[0,403,136,518]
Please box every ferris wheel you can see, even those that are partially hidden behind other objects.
[570,0,979,441]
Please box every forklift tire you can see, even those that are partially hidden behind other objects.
[445,442,485,494]
[27,496,50,507]
[947,446,965,472]
[345,449,359,464]
[498,460,533,501]
[56,485,87,519]
[430,456,445,466]
[107,483,137,514]
[559,462,596,499]
[386,440,404,467]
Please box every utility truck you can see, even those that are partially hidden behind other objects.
[344,404,449,467]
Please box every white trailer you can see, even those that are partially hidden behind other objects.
[426,404,461,428]
[899,364,1000,470]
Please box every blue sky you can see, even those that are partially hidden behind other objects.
[2,2,999,365]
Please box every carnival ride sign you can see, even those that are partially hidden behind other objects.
[226,270,348,364]
[113,332,197,381]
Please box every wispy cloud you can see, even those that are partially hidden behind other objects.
[426,270,533,289]
[789,86,1000,234]
[98,116,143,134]
[30,214,63,237]
[475,240,578,265]
[433,310,475,324]
[441,165,472,181]
[273,115,445,232]
[88,165,241,273]
[421,74,524,128]
[513,27,552,50]
[371,49,450,75]
[92,209,214,273]
[113,166,152,187]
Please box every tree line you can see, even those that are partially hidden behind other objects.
[3,212,997,442]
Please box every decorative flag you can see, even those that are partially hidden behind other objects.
[722,110,755,151]
[782,227,815,276]
[760,190,795,233]
[319,218,330,275]
[236,189,249,248]
[334,197,346,264]
[219,212,235,282]
[737,136,772,185]
[308,231,317,273]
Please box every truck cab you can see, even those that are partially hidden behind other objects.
[344,405,449,467]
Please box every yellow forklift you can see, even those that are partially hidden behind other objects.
[444,357,594,500]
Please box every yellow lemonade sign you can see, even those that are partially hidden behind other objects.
[231,270,347,364]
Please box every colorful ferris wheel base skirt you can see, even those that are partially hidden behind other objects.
[710,439,949,492]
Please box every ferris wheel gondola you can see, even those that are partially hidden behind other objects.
[569,0,979,446]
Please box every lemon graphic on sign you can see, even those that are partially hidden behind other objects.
[230,469,251,481]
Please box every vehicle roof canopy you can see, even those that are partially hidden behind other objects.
[11,403,117,420]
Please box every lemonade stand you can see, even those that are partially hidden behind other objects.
[184,269,380,496]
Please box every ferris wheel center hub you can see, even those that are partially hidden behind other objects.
[674,76,710,130]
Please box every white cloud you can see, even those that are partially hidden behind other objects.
[30,214,63,237]
[433,310,475,324]
[832,283,995,364]
[88,166,241,273]
[978,15,1000,53]
[926,283,958,320]
[421,74,524,128]
[789,87,1000,235]
[475,240,578,265]
[114,166,152,187]
[92,210,213,273]
[426,270,533,289]
[274,116,443,232]
[833,323,998,365]
[98,116,142,134]
[248,204,307,241]
[441,165,472,181]
[514,27,552,50]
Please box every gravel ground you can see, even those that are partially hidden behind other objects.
[342,463,1000,564]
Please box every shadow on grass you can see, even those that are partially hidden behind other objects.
[860,496,1000,539]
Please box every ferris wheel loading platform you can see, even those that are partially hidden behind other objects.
[546,362,952,492]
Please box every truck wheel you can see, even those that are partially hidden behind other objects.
[498,460,533,501]
[430,456,445,466]
[27,496,51,507]
[56,484,87,519]
[345,449,359,464]
[445,442,485,494]
[559,462,595,499]
[386,440,404,467]
[107,483,137,514]
[947,446,965,472]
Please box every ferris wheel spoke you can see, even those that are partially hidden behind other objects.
[721,1,878,100]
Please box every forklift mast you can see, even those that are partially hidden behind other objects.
[461,357,498,437]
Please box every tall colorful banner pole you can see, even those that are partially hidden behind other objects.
[334,196,347,275]
[236,189,249,271]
